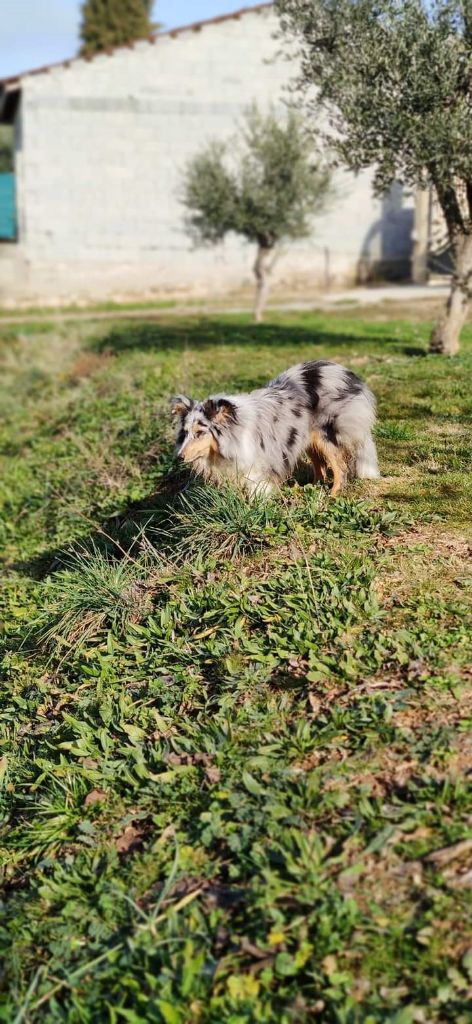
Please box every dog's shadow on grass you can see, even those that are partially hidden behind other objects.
[10,470,189,582]
[11,457,318,583]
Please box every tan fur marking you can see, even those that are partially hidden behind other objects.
[181,433,219,464]
[310,443,328,484]
[309,432,347,496]
[213,405,233,426]
[171,399,189,417]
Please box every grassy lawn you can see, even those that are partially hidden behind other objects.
[1,309,471,1023]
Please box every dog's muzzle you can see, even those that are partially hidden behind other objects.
[179,435,215,463]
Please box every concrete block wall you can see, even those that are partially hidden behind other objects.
[4,6,414,302]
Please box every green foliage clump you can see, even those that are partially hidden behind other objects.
[183,105,331,321]
[79,0,156,56]
[276,0,472,354]
[167,483,288,559]
[35,545,157,650]
[278,0,472,198]
[184,105,330,249]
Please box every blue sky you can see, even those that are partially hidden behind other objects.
[1,1,263,78]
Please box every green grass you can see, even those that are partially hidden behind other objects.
[1,309,471,1023]
[0,297,180,319]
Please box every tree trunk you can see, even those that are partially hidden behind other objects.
[253,244,273,323]
[429,232,472,355]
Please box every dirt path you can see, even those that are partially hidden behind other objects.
[0,283,450,326]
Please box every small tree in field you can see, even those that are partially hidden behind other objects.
[80,0,156,56]
[182,106,330,322]
[276,0,472,355]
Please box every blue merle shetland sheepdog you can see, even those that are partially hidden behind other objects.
[171,360,379,496]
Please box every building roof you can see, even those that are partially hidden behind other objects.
[0,3,273,92]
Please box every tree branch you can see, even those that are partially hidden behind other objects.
[431,178,465,243]
[466,179,472,225]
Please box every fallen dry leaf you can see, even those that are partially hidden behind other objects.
[444,868,472,890]
[307,692,321,716]
[84,788,108,807]
[426,838,472,866]
[322,954,338,976]
[240,937,269,959]
[164,751,215,768]
[287,656,307,678]
[165,752,184,766]
[114,824,144,853]
[400,826,432,843]
[292,751,321,773]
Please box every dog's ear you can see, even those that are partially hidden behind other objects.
[171,395,193,418]
[203,398,237,426]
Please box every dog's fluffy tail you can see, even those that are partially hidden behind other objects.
[355,432,380,479]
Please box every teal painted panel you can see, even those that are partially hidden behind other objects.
[0,173,16,240]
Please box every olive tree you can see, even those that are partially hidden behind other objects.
[182,105,330,322]
[276,0,472,354]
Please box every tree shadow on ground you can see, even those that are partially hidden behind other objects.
[92,318,407,357]
[402,345,428,357]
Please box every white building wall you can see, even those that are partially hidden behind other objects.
[2,6,414,302]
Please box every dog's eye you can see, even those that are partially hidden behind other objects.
[194,428,205,437]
